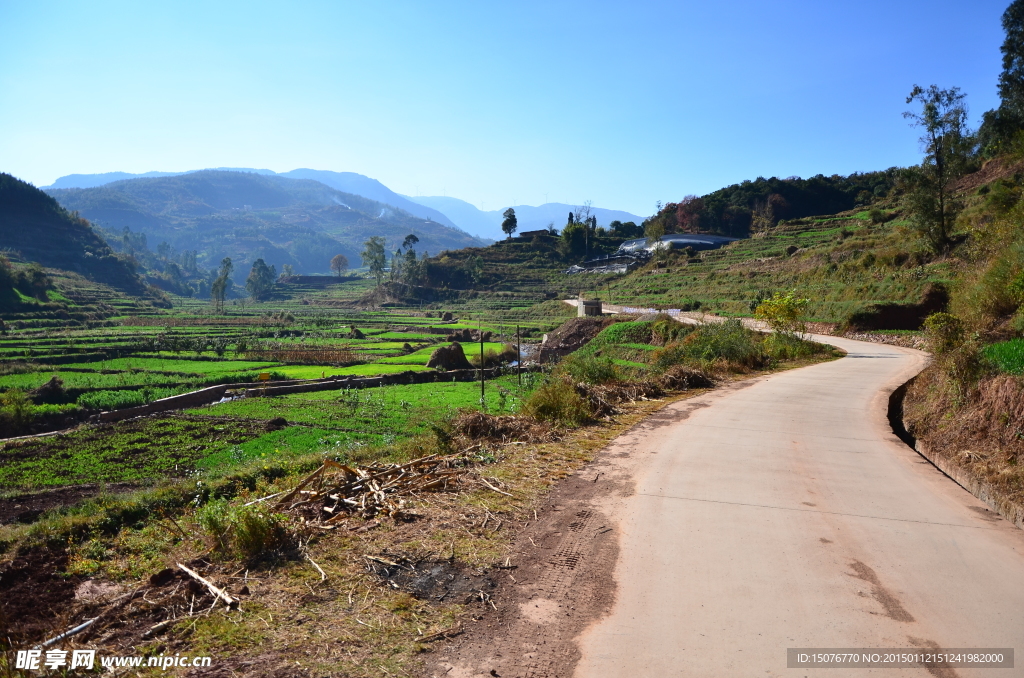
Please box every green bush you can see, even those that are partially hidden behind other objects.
[198,498,287,560]
[558,353,619,385]
[923,312,965,354]
[521,377,593,428]
[597,321,654,346]
[762,332,826,360]
[654,319,764,370]
[651,315,694,344]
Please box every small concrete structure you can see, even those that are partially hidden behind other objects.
[579,299,603,317]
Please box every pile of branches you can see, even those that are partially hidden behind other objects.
[657,365,714,390]
[452,410,555,443]
[589,380,666,405]
[270,455,468,525]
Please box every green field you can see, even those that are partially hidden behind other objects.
[0,375,532,488]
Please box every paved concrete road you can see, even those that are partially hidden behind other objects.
[576,337,1024,678]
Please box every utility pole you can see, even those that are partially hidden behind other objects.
[517,324,522,388]
[479,320,485,409]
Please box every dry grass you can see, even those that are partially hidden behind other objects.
[905,367,1024,509]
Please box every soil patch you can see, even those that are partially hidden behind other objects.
[538,316,620,361]
[0,546,81,646]
[0,482,141,525]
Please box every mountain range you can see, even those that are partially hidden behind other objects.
[45,171,484,280]
[45,169,645,241]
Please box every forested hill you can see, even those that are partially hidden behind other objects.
[47,171,487,279]
[0,173,147,294]
[647,171,899,238]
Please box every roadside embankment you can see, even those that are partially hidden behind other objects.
[892,373,1024,531]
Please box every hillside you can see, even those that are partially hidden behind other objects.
[0,173,148,295]
[597,206,946,325]
[645,171,898,238]
[46,171,487,280]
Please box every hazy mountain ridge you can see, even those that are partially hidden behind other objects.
[406,195,645,240]
[43,169,644,242]
[44,168,465,233]
[45,171,486,280]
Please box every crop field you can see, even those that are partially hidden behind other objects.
[0,271,562,493]
[0,374,533,489]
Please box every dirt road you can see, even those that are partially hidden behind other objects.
[571,336,1024,677]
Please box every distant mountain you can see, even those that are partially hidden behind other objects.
[46,171,486,279]
[0,173,147,294]
[406,196,645,241]
[45,168,465,234]
[277,170,463,232]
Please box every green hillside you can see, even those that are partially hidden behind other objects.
[0,173,148,295]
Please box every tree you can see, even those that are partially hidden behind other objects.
[979,0,1024,155]
[210,257,233,313]
[279,263,295,279]
[330,254,349,277]
[401,234,419,251]
[245,258,276,301]
[560,222,587,259]
[902,85,976,252]
[501,208,518,240]
[645,218,666,247]
[361,236,387,286]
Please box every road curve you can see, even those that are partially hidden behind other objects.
[575,336,1024,678]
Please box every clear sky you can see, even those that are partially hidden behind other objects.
[0,0,1010,217]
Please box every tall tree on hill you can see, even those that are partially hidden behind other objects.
[501,208,518,240]
[210,257,233,313]
[980,0,1024,155]
[361,236,387,286]
[902,85,976,252]
[330,253,349,277]
[245,258,276,301]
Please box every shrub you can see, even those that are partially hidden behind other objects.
[678,320,765,368]
[1,389,32,427]
[198,499,287,560]
[597,321,653,346]
[521,377,593,428]
[558,353,619,385]
[651,315,694,345]
[754,290,809,334]
[923,312,965,354]
[762,332,826,361]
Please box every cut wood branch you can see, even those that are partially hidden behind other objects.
[306,553,327,581]
[478,477,514,497]
[415,623,464,643]
[177,563,237,609]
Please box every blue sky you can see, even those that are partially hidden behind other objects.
[0,0,1009,217]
